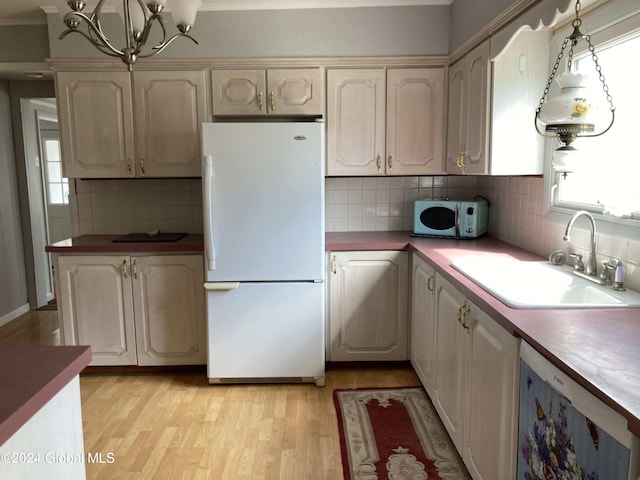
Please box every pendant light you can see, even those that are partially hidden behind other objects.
[534,0,615,174]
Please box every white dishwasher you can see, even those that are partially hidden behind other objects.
[518,341,640,480]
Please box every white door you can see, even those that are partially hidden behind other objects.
[202,122,324,282]
[206,282,325,381]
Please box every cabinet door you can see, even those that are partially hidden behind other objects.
[328,251,408,361]
[267,68,321,115]
[464,39,491,175]
[410,254,436,392]
[326,69,386,176]
[132,255,206,366]
[56,71,135,178]
[57,256,137,366]
[446,39,490,175]
[387,68,445,175]
[432,273,470,452]
[133,71,207,177]
[211,69,267,115]
[464,302,519,480]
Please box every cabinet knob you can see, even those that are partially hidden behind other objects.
[258,91,264,111]
[376,154,382,172]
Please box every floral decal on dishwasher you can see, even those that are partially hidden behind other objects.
[521,398,599,480]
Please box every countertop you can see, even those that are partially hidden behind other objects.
[0,346,91,447]
[45,234,205,253]
[327,231,640,437]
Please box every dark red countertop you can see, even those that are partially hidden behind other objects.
[0,346,91,447]
[45,234,205,253]
[327,231,640,437]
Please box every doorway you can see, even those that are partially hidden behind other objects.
[20,98,69,308]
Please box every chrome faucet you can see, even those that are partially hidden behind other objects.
[563,210,598,276]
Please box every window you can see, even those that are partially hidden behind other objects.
[41,134,69,205]
[550,9,640,220]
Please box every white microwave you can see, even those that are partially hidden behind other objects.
[413,198,488,239]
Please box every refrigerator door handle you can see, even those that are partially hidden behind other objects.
[203,155,216,271]
[204,282,240,291]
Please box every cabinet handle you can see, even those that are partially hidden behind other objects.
[376,154,382,172]
[127,156,133,176]
[270,91,275,111]
[258,91,264,111]
[132,259,138,279]
[388,154,393,172]
[139,156,145,175]
[426,275,434,292]
[457,150,468,174]
[331,255,337,275]
[122,259,129,279]
[458,303,471,332]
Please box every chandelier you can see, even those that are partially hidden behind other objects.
[59,0,201,70]
[534,0,615,173]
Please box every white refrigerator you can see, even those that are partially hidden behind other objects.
[202,122,325,386]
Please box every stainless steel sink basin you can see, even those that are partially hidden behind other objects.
[451,258,640,308]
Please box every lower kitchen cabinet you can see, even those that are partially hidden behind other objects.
[431,273,519,480]
[57,254,205,366]
[410,253,436,390]
[328,251,408,361]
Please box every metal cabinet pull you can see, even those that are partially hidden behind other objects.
[457,150,468,174]
[139,156,145,175]
[258,91,264,111]
[376,154,382,172]
[122,259,129,279]
[457,303,471,332]
[127,156,133,175]
[270,91,275,111]
[331,255,337,275]
[426,275,434,292]
[132,259,138,279]
[388,153,393,172]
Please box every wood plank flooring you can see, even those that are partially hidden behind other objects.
[1,309,421,479]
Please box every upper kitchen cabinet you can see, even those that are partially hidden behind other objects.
[446,40,491,175]
[447,30,549,176]
[56,70,207,178]
[211,68,322,116]
[327,67,445,176]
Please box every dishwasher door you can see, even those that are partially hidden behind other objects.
[518,342,639,480]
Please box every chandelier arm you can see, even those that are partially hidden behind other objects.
[580,110,616,138]
[140,33,199,57]
[58,29,123,58]
[534,111,564,139]
[130,13,166,56]
[60,12,125,57]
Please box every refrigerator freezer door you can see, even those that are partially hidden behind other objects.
[206,282,325,385]
[202,122,324,282]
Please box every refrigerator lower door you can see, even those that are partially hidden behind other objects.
[206,282,325,386]
[518,342,639,479]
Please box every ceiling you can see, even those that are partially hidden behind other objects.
[0,0,452,25]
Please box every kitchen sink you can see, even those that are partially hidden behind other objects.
[451,258,640,308]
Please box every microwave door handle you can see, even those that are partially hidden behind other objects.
[455,202,461,238]
[203,155,216,271]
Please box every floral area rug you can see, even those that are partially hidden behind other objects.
[333,387,471,480]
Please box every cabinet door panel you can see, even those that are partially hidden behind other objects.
[433,274,469,452]
[411,254,436,392]
[464,304,519,480]
[446,63,467,173]
[211,69,266,115]
[329,251,407,361]
[132,255,206,366]
[464,40,491,175]
[58,256,136,366]
[267,68,321,115]
[57,71,134,178]
[134,71,206,177]
[327,69,386,176]
[387,68,445,175]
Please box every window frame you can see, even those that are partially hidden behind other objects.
[543,0,640,239]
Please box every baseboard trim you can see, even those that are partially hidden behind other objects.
[0,303,31,328]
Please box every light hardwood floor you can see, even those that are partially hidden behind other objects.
[0,309,420,479]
